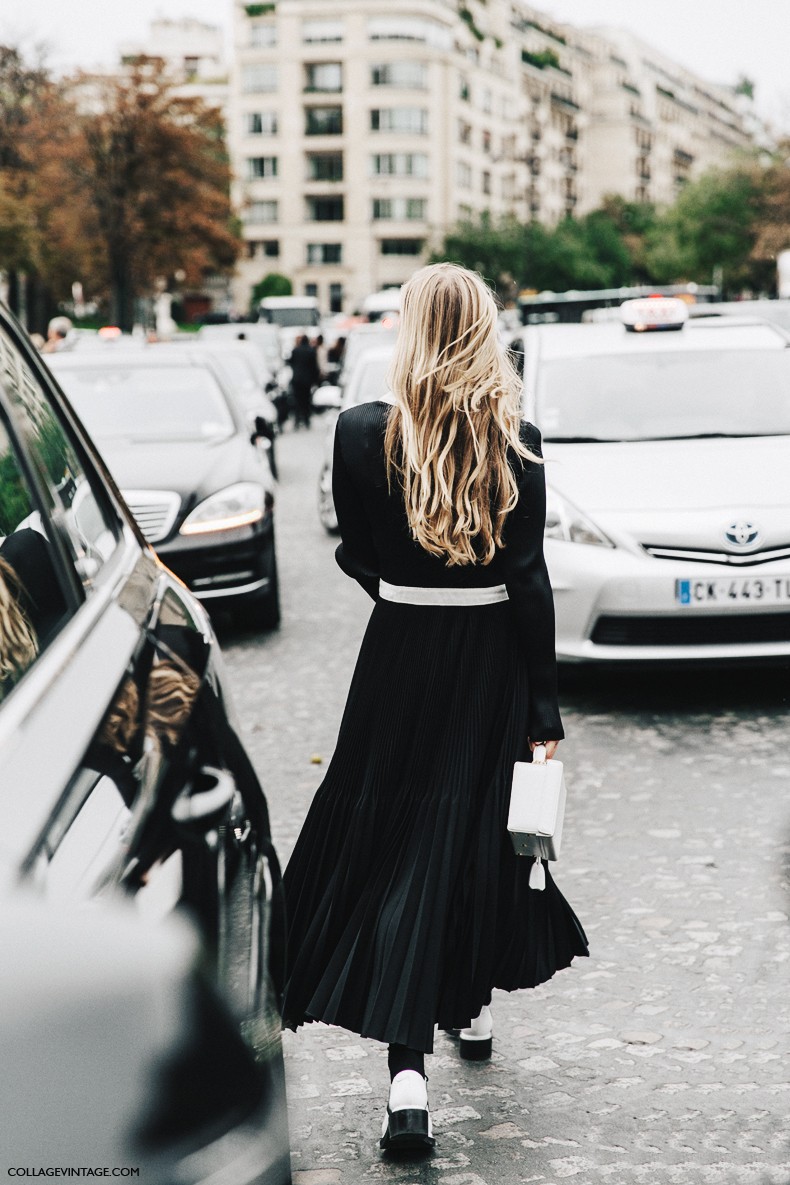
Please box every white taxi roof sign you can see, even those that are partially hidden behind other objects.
[620,296,688,333]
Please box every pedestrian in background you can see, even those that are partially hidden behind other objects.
[282,263,588,1152]
[288,334,319,428]
[41,315,73,353]
[311,332,328,382]
[326,335,346,383]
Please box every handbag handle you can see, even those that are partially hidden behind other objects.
[532,744,548,765]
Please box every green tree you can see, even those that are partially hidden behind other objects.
[251,272,293,307]
[645,169,763,293]
[429,213,528,301]
[594,195,657,283]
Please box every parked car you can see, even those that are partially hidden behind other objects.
[169,339,281,478]
[48,347,280,630]
[199,322,285,385]
[0,897,289,1182]
[521,297,790,664]
[0,301,289,1179]
[317,344,394,533]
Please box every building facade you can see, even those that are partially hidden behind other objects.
[228,0,755,314]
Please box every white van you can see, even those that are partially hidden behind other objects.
[258,296,322,330]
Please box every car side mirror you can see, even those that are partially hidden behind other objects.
[171,766,235,836]
[252,415,274,444]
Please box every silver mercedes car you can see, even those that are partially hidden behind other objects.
[523,298,790,664]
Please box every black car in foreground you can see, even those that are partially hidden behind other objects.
[0,302,290,1182]
[48,347,280,630]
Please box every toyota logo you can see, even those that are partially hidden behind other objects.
[724,521,761,550]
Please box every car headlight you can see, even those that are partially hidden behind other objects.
[545,487,614,547]
[180,483,266,536]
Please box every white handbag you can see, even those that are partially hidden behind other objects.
[507,745,566,891]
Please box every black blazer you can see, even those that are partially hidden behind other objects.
[331,400,563,740]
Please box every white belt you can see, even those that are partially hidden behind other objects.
[379,580,509,606]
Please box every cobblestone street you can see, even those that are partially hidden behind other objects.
[218,423,790,1185]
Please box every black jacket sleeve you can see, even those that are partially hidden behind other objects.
[502,423,564,741]
[332,415,380,601]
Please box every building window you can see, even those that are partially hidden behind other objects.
[482,87,493,114]
[307,152,344,181]
[250,22,277,48]
[482,129,492,155]
[380,238,424,255]
[244,200,279,223]
[305,283,319,298]
[370,107,428,134]
[371,152,429,178]
[305,62,343,93]
[246,111,278,136]
[303,18,344,43]
[456,160,472,189]
[246,239,280,258]
[242,64,278,94]
[371,61,428,89]
[482,170,491,195]
[372,197,427,220]
[368,17,452,51]
[459,75,470,102]
[305,106,343,135]
[247,156,278,180]
[307,196,345,221]
[329,282,343,313]
[307,243,343,264]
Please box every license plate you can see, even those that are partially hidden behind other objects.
[676,576,790,607]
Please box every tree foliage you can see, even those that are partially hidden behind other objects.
[66,61,241,329]
[0,48,241,331]
[251,272,293,305]
[431,165,785,298]
[644,169,763,292]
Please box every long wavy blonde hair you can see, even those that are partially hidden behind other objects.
[0,557,38,693]
[384,263,539,566]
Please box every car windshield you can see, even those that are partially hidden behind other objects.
[539,350,790,442]
[54,365,235,443]
[349,356,392,405]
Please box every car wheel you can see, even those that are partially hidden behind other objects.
[237,549,280,632]
[318,462,339,534]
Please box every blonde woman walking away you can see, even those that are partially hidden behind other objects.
[282,263,588,1151]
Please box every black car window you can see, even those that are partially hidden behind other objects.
[0,324,120,591]
[0,416,71,701]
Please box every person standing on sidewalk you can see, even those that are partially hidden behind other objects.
[282,263,588,1152]
[288,335,319,428]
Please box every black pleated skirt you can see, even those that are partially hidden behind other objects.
[282,599,588,1053]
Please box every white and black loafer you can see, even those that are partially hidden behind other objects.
[379,1070,435,1151]
[459,1005,493,1060]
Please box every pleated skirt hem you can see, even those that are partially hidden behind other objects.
[282,599,588,1055]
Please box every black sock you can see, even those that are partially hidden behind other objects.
[388,1043,425,1081]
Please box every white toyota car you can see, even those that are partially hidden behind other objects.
[522,298,790,664]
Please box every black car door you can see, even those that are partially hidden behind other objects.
[0,313,285,1035]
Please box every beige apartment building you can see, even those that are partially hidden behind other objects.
[228,0,754,314]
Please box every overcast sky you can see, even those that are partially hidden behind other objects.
[5,1,790,127]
